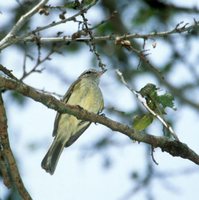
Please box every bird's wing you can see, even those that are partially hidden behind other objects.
[62,77,82,103]
[64,122,91,147]
[52,77,81,137]
[52,113,61,136]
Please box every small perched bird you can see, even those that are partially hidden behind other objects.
[41,69,105,175]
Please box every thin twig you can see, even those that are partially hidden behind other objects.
[20,48,53,81]
[80,10,106,70]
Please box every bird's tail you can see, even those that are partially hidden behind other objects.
[41,138,65,175]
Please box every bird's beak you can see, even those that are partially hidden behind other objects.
[98,69,107,76]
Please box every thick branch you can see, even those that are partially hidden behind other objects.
[0,93,32,200]
[0,76,199,165]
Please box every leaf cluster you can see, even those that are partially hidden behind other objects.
[133,83,175,131]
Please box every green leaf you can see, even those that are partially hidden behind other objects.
[138,83,176,114]
[139,83,158,98]
[157,93,176,110]
[133,114,154,131]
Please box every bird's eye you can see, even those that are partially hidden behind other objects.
[86,71,92,74]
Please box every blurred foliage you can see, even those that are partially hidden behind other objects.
[10,91,27,106]
[4,188,21,200]
[1,0,199,199]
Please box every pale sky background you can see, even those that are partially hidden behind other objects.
[1,1,199,200]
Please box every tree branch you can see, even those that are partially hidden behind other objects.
[0,0,98,50]
[20,21,199,44]
[1,20,198,49]
[0,93,32,200]
[0,76,198,166]
[0,0,49,50]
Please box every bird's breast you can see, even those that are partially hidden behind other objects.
[67,80,103,113]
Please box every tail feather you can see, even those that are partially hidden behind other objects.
[41,139,65,175]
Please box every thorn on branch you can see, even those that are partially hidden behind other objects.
[57,31,64,36]
[193,18,198,25]
[59,11,66,20]
[175,21,184,29]
[175,21,189,33]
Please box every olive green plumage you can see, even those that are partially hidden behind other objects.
[41,69,105,174]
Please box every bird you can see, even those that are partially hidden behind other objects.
[41,69,105,175]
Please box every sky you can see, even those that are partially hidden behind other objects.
[1,1,199,200]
